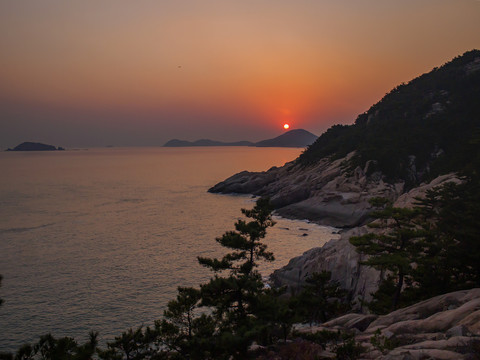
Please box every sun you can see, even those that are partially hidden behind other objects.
[283,123,290,130]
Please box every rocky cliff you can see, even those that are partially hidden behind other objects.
[209,152,405,228]
[210,145,460,303]
[267,172,459,305]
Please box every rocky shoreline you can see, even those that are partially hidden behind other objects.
[209,152,404,228]
[210,156,479,358]
[210,154,460,300]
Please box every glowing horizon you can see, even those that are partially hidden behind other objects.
[1,1,479,147]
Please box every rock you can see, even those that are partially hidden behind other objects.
[270,227,382,307]
[297,289,480,359]
[322,313,377,331]
[275,195,373,228]
[210,153,404,228]
[269,174,464,312]
[366,289,480,334]
[210,148,461,230]
[459,309,480,334]
[445,325,469,338]
[399,336,477,351]
[393,173,461,208]
[381,348,468,360]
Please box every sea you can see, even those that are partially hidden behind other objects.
[0,147,338,353]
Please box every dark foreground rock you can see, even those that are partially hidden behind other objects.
[6,142,65,151]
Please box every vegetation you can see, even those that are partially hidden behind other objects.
[294,271,350,325]
[350,169,480,314]
[370,329,397,355]
[299,50,480,187]
[0,333,98,360]
[2,198,355,359]
[4,50,480,358]
[349,199,423,312]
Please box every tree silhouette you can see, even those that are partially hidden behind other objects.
[350,199,423,312]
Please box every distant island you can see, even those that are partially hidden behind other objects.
[6,142,65,151]
[164,129,318,148]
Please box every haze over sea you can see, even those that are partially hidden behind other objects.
[0,147,338,352]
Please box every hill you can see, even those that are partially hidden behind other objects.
[299,49,480,186]
[163,129,318,148]
[6,142,65,151]
[255,129,318,147]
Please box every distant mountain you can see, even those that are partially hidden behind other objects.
[6,142,65,151]
[163,129,318,148]
[254,129,318,148]
[164,139,254,147]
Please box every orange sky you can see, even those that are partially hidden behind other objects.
[1,0,479,147]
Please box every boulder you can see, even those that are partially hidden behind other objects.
[322,313,377,331]
[297,289,480,360]
[270,227,382,308]
[366,289,480,333]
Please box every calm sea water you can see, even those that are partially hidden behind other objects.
[0,147,337,352]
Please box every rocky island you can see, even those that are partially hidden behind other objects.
[209,50,480,358]
[164,128,318,148]
[6,142,65,151]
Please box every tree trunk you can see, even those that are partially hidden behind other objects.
[392,269,404,311]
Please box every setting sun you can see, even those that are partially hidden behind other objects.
[283,124,290,130]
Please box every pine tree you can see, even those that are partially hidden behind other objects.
[349,199,423,313]
[155,286,218,359]
[197,197,276,357]
[413,177,480,295]
[296,271,350,325]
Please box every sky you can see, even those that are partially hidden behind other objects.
[0,0,479,148]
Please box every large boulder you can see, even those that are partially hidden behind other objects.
[270,227,382,308]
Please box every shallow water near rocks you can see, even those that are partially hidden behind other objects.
[0,147,338,352]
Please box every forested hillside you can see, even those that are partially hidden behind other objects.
[299,50,480,187]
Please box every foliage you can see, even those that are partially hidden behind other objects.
[252,287,297,344]
[351,164,480,313]
[192,197,277,357]
[97,198,353,358]
[298,50,480,187]
[11,332,98,360]
[412,176,480,296]
[370,329,397,354]
[293,329,343,349]
[333,332,366,360]
[295,271,351,324]
[349,198,423,313]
